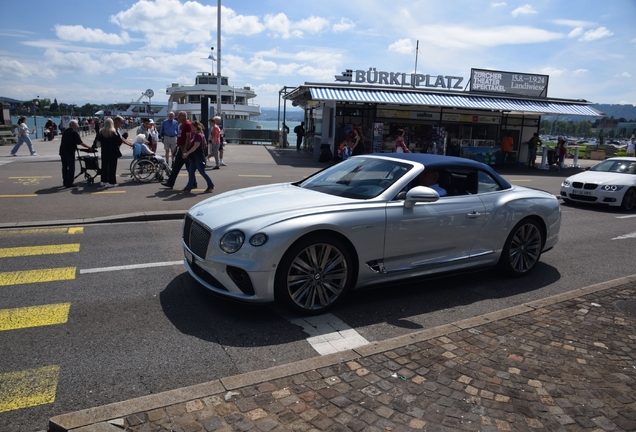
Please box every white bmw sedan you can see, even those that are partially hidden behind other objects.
[183,154,561,314]
[560,157,636,211]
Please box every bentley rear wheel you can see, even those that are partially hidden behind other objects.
[275,235,353,315]
[499,219,543,276]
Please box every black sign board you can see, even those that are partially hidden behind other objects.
[470,68,549,98]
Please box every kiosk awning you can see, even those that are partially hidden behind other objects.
[307,87,601,116]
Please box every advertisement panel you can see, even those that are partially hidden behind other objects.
[470,69,549,98]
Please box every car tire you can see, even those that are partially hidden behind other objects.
[275,235,354,315]
[621,188,636,211]
[498,219,544,277]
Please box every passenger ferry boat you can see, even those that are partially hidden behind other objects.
[165,72,261,129]
[94,94,169,120]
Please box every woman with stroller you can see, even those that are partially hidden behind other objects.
[182,121,214,194]
[98,118,132,187]
[11,116,37,156]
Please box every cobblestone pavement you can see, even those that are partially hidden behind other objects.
[108,282,636,432]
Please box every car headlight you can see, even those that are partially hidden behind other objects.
[562,179,571,187]
[249,233,268,247]
[220,230,245,254]
[601,185,624,191]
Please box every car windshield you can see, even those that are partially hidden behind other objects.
[590,160,636,174]
[298,157,413,199]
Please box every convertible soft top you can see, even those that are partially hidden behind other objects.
[360,153,512,189]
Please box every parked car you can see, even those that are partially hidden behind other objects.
[182,154,562,314]
[560,157,636,210]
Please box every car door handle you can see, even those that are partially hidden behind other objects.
[466,211,481,219]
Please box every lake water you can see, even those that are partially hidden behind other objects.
[12,116,302,143]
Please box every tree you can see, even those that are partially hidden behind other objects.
[50,98,59,113]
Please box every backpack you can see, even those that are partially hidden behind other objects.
[294,125,301,134]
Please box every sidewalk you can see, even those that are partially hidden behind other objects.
[50,275,636,432]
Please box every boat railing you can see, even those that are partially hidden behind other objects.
[224,128,280,144]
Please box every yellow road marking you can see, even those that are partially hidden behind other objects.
[239,175,272,178]
[0,303,71,331]
[8,176,52,179]
[83,191,126,194]
[0,194,38,198]
[0,267,76,287]
[0,244,80,258]
[0,365,60,413]
[0,227,83,236]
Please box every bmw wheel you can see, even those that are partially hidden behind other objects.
[275,235,354,315]
[621,188,636,211]
[499,219,543,276]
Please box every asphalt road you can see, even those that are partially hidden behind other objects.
[0,143,634,431]
[2,208,635,431]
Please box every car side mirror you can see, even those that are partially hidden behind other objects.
[404,186,439,208]
[585,167,591,171]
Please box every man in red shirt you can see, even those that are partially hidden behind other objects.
[162,111,194,189]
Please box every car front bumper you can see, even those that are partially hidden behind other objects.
[559,186,625,206]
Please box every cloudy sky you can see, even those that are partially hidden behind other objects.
[0,0,634,109]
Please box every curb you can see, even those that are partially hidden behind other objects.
[0,211,186,230]
[48,273,636,432]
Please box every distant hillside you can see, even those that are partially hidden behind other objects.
[544,104,636,122]
[0,96,25,104]
[254,107,304,121]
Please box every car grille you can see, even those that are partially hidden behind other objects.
[190,260,229,291]
[183,215,211,260]
[572,182,598,190]
[569,193,598,202]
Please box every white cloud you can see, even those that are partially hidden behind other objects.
[578,27,613,42]
[388,38,415,54]
[568,27,583,38]
[55,25,130,45]
[0,59,32,77]
[490,2,507,7]
[572,69,588,75]
[412,26,563,49]
[511,4,537,17]
[539,67,567,77]
[615,72,632,78]
[333,18,355,33]
[297,66,336,80]
[552,19,595,27]
[631,38,636,44]
[264,13,302,39]
[297,16,330,34]
[277,63,302,75]
[43,48,103,74]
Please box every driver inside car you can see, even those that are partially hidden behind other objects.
[418,169,448,196]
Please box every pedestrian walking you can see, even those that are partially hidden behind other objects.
[160,112,179,166]
[527,133,541,168]
[207,116,222,170]
[59,119,91,188]
[556,137,567,172]
[11,116,38,156]
[294,122,305,151]
[162,111,195,190]
[98,117,133,187]
[182,121,214,194]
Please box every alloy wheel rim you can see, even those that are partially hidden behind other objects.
[287,244,348,311]
[509,224,542,273]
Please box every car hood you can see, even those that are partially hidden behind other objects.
[188,183,356,230]
[565,171,634,185]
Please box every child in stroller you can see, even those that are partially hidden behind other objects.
[130,134,172,182]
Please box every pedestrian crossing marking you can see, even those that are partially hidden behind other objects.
[0,303,71,331]
[0,267,76,287]
[0,244,80,258]
[0,194,38,198]
[0,365,60,413]
[0,227,84,236]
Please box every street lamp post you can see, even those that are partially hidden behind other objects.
[33,96,39,139]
